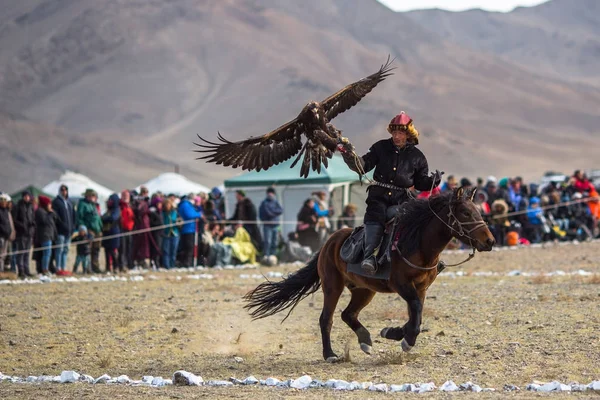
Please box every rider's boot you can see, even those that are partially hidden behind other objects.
[362,223,384,275]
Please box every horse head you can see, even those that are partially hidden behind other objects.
[448,186,495,252]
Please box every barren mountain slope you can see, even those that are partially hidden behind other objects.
[0,0,599,190]
[406,0,600,85]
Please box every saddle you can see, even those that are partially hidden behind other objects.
[340,205,403,280]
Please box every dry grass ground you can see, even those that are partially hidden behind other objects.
[1,241,599,399]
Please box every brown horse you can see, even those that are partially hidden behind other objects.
[244,186,495,361]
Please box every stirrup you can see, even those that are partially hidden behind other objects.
[361,256,377,275]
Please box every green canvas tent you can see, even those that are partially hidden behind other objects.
[223,155,372,239]
[9,185,54,203]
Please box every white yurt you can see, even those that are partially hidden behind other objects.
[43,171,115,212]
[137,173,210,196]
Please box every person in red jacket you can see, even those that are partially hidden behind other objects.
[119,190,135,271]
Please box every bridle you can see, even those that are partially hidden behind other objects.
[396,176,488,271]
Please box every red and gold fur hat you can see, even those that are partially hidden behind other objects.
[387,111,419,144]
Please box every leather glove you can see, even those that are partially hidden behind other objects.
[432,169,444,186]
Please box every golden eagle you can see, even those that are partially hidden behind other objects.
[194,56,395,178]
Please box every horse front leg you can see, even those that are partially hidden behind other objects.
[383,283,423,352]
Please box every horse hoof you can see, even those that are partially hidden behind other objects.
[401,338,413,352]
[380,328,389,338]
[360,343,372,355]
[326,356,341,363]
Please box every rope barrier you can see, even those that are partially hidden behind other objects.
[3,193,597,257]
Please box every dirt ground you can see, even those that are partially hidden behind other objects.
[1,241,599,399]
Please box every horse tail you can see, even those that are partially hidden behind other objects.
[244,251,321,322]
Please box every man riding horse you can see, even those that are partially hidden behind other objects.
[339,111,442,275]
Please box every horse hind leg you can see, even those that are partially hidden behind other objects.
[341,288,376,355]
[319,271,345,362]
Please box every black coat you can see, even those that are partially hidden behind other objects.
[363,139,436,198]
[0,208,12,239]
[35,208,57,244]
[230,198,262,250]
[12,200,35,238]
[52,196,77,237]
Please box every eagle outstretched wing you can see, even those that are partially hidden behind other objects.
[195,56,395,177]
[194,119,304,172]
[321,55,395,121]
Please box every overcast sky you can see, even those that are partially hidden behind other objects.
[377,0,548,12]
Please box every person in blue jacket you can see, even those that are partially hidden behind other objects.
[177,194,203,267]
[259,187,283,259]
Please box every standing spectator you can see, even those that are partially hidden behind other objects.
[209,187,226,219]
[296,198,320,252]
[72,225,93,274]
[132,187,151,268]
[119,190,135,271]
[337,203,358,230]
[178,193,203,267]
[52,184,76,273]
[77,189,103,273]
[312,191,333,245]
[203,200,221,223]
[229,190,262,252]
[101,193,121,273]
[148,195,163,269]
[35,196,57,275]
[161,198,180,269]
[259,187,283,260]
[12,191,35,277]
[0,193,15,272]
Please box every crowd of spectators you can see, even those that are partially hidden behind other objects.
[0,169,598,278]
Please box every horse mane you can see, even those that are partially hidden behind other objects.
[395,192,453,257]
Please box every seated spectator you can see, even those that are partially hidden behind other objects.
[221,223,257,265]
[525,197,544,244]
[206,223,233,267]
[440,175,457,192]
[570,170,595,194]
[280,232,313,263]
[490,198,510,246]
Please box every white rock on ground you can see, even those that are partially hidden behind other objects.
[392,382,413,391]
[80,374,95,384]
[116,375,130,384]
[26,376,37,383]
[460,381,483,392]
[60,371,80,383]
[440,380,459,391]
[243,376,259,385]
[262,377,280,386]
[417,382,436,393]
[94,374,111,384]
[207,380,233,387]
[142,376,154,384]
[172,371,203,386]
[290,375,312,389]
[538,381,571,392]
[588,381,600,391]
[369,383,388,392]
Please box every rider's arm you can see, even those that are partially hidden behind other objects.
[341,144,379,174]
[413,155,438,192]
